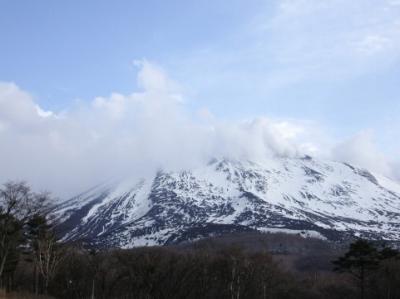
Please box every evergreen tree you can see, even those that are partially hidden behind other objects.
[25,214,51,294]
[0,213,23,290]
[333,239,380,299]
[0,181,50,292]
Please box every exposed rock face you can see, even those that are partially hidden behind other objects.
[53,157,400,248]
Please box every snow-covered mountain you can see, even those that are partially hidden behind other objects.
[53,156,400,248]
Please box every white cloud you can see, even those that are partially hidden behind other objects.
[35,105,54,118]
[92,93,126,120]
[0,61,398,198]
[239,0,400,87]
[133,59,181,94]
[0,82,48,128]
[332,131,394,177]
[356,34,392,55]
[172,0,400,98]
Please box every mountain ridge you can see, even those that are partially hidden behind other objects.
[52,156,400,248]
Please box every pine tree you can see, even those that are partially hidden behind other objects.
[333,239,380,299]
[0,181,51,292]
[25,214,50,294]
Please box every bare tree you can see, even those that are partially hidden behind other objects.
[0,181,50,290]
[35,230,65,294]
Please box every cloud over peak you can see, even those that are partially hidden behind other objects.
[0,60,397,197]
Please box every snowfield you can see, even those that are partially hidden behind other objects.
[53,156,400,248]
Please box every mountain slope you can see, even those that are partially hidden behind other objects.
[53,156,400,248]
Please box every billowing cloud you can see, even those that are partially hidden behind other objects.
[0,61,398,198]
[0,82,45,128]
[332,131,395,177]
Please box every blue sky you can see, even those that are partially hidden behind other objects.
[0,1,262,105]
[0,0,399,195]
[1,1,399,129]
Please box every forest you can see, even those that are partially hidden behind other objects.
[1,181,400,299]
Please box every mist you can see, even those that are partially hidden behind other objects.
[0,60,398,198]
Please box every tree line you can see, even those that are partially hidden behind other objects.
[0,181,64,295]
[1,181,400,299]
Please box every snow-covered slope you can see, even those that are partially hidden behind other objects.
[53,156,400,248]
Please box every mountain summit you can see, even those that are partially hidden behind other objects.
[53,156,400,248]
